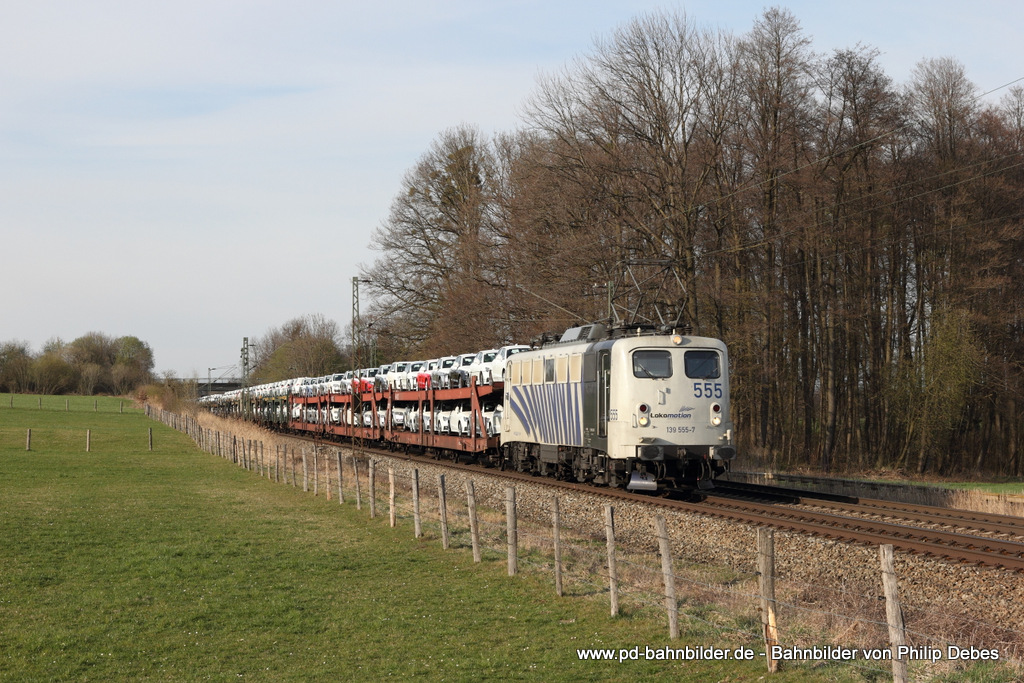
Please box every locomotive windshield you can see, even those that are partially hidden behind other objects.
[633,350,672,378]
[684,350,720,379]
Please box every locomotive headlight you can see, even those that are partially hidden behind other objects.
[671,334,683,345]
[638,403,651,427]
[711,403,722,426]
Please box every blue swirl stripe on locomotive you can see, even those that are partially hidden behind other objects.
[509,383,583,446]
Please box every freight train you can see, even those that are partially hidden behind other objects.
[200,323,736,490]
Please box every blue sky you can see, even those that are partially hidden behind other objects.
[2,1,1021,378]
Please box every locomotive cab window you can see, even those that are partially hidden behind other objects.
[684,350,721,379]
[633,350,672,379]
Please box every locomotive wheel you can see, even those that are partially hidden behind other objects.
[572,458,588,484]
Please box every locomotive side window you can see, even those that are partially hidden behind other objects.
[633,350,672,379]
[569,353,582,383]
[684,350,721,379]
[556,356,568,383]
[544,358,556,383]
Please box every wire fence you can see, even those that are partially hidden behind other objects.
[156,406,1023,681]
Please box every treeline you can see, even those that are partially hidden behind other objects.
[362,8,1024,476]
[249,314,345,384]
[0,333,154,396]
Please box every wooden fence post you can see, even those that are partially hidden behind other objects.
[412,469,422,538]
[437,474,449,549]
[506,486,517,576]
[369,460,377,518]
[353,456,362,510]
[26,428,31,451]
[654,515,679,639]
[605,504,618,617]
[880,544,908,683]
[388,467,397,528]
[467,480,481,563]
[335,450,344,504]
[302,448,309,492]
[325,454,332,501]
[552,496,563,597]
[313,445,319,496]
[757,527,780,673]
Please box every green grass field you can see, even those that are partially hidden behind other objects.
[3,394,1005,682]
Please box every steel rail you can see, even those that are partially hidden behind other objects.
[272,431,1024,572]
[713,481,1024,538]
[694,496,1024,572]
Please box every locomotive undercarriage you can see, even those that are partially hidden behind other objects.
[495,441,721,490]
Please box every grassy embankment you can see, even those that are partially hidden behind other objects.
[744,465,1024,515]
[829,474,1024,515]
[826,472,1024,497]
[3,393,1004,682]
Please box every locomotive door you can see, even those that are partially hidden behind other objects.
[598,350,610,438]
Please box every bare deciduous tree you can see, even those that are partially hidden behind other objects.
[363,125,508,356]
[252,314,345,382]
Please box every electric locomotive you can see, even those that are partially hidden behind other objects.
[500,324,735,490]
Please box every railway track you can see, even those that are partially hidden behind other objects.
[295,434,1024,573]
[712,481,1024,539]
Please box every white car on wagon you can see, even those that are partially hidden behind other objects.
[472,345,531,385]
